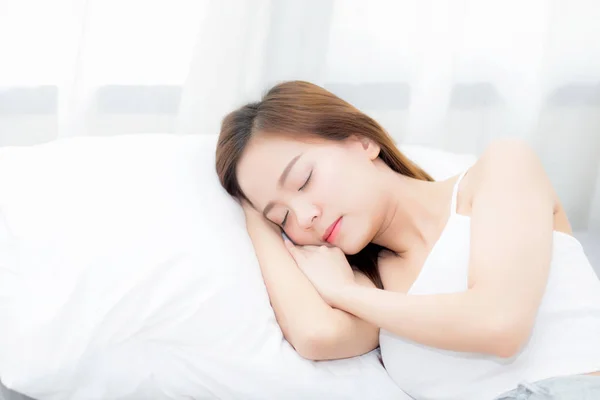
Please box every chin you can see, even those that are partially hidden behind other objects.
[338,226,372,255]
[339,238,368,255]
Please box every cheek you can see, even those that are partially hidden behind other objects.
[319,166,361,206]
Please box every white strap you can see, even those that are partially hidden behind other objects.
[450,169,469,215]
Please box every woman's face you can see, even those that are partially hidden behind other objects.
[237,133,387,254]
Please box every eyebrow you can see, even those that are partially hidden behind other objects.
[262,153,303,218]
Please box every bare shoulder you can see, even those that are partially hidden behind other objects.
[469,139,547,189]
[459,139,553,208]
[462,139,570,231]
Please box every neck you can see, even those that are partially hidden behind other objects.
[371,164,454,254]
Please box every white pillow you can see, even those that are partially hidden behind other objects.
[0,134,412,400]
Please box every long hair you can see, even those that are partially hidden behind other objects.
[215,81,432,289]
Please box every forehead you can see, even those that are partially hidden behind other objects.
[236,134,327,208]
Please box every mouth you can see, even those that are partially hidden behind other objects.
[322,217,343,243]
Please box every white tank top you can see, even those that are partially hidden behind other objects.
[379,170,600,400]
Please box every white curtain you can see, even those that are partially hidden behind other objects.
[1,0,599,235]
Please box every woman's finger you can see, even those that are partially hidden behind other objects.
[300,245,320,252]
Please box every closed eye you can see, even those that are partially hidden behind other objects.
[281,210,289,227]
[299,170,312,191]
[281,169,311,227]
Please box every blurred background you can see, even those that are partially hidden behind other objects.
[0,0,598,263]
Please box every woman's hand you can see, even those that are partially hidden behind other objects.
[284,241,356,305]
[238,201,380,361]
[241,201,356,306]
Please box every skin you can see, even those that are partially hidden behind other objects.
[236,132,599,377]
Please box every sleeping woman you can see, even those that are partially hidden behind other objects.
[215,81,600,399]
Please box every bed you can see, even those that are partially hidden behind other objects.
[0,134,596,400]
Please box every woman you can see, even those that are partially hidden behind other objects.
[215,81,600,399]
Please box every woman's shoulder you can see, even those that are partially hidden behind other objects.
[470,138,544,185]
[459,138,561,217]
[452,138,549,216]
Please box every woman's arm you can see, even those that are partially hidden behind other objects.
[244,205,379,360]
[328,139,555,358]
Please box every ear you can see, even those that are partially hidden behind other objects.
[353,136,380,160]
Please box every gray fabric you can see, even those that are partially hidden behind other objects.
[0,381,34,400]
[574,231,600,278]
[495,375,600,399]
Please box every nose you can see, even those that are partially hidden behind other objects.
[292,200,320,231]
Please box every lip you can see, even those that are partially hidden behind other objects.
[322,217,342,243]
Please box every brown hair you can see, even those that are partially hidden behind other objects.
[215,81,432,289]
